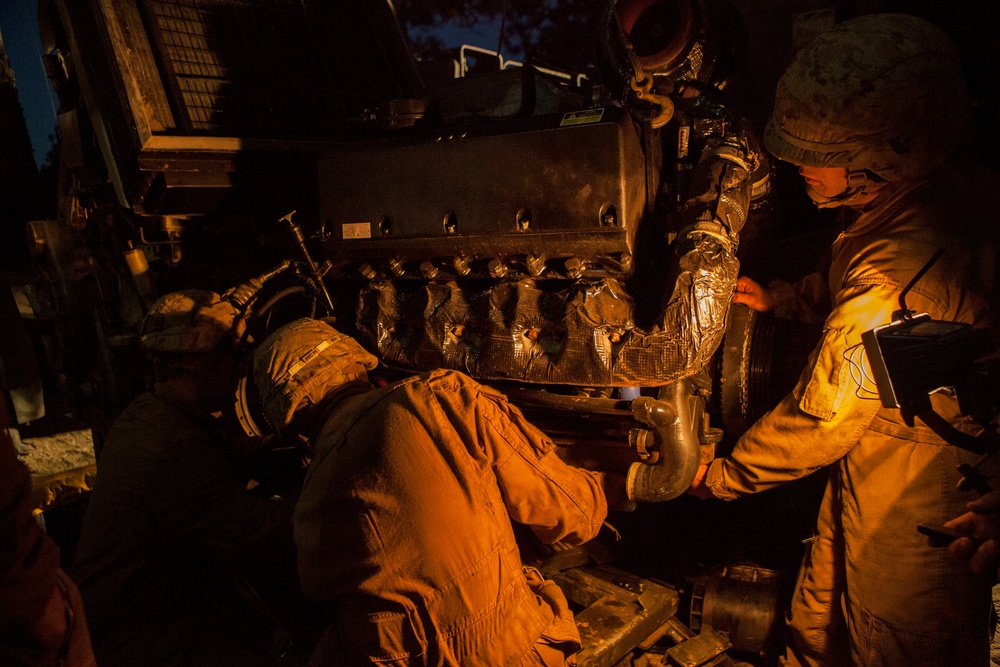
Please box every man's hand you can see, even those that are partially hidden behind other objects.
[945,489,1000,578]
[603,471,637,512]
[687,462,716,500]
[731,276,775,312]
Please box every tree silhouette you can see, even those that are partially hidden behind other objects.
[398,0,604,73]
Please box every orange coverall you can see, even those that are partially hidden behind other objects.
[295,368,611,666]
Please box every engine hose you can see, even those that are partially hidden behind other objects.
[625,378,701,502]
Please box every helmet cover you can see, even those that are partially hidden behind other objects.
[140,290,245,353]
[765,13,966,181]
[252,318,378,433]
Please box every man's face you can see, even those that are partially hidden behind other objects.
[200,349,239,411]
[798,165,849,200]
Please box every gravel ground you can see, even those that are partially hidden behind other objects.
[17,428,96,475]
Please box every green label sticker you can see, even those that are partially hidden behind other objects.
[560,109,605,126]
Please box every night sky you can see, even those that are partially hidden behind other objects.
[0,0,57,169]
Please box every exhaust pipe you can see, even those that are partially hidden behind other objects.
[626,378,702,502]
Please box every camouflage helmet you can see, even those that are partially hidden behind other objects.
[251,318,378,434]
[140,290,245,353]
[765,14,966,184]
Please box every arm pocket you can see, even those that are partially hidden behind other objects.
[796,328,851,421]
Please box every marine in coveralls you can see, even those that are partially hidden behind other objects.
[249,318,628,665]
[690,14,997,666]
[72,291,298,665]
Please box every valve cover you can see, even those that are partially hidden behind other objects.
[318,108,648,282]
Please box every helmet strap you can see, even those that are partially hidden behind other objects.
[809,169,881,208]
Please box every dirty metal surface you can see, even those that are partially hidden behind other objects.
[665,628,732,667]
[552,565,679,667]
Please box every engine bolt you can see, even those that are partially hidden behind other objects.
[420,261,439,279]
[488,259,507,278]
